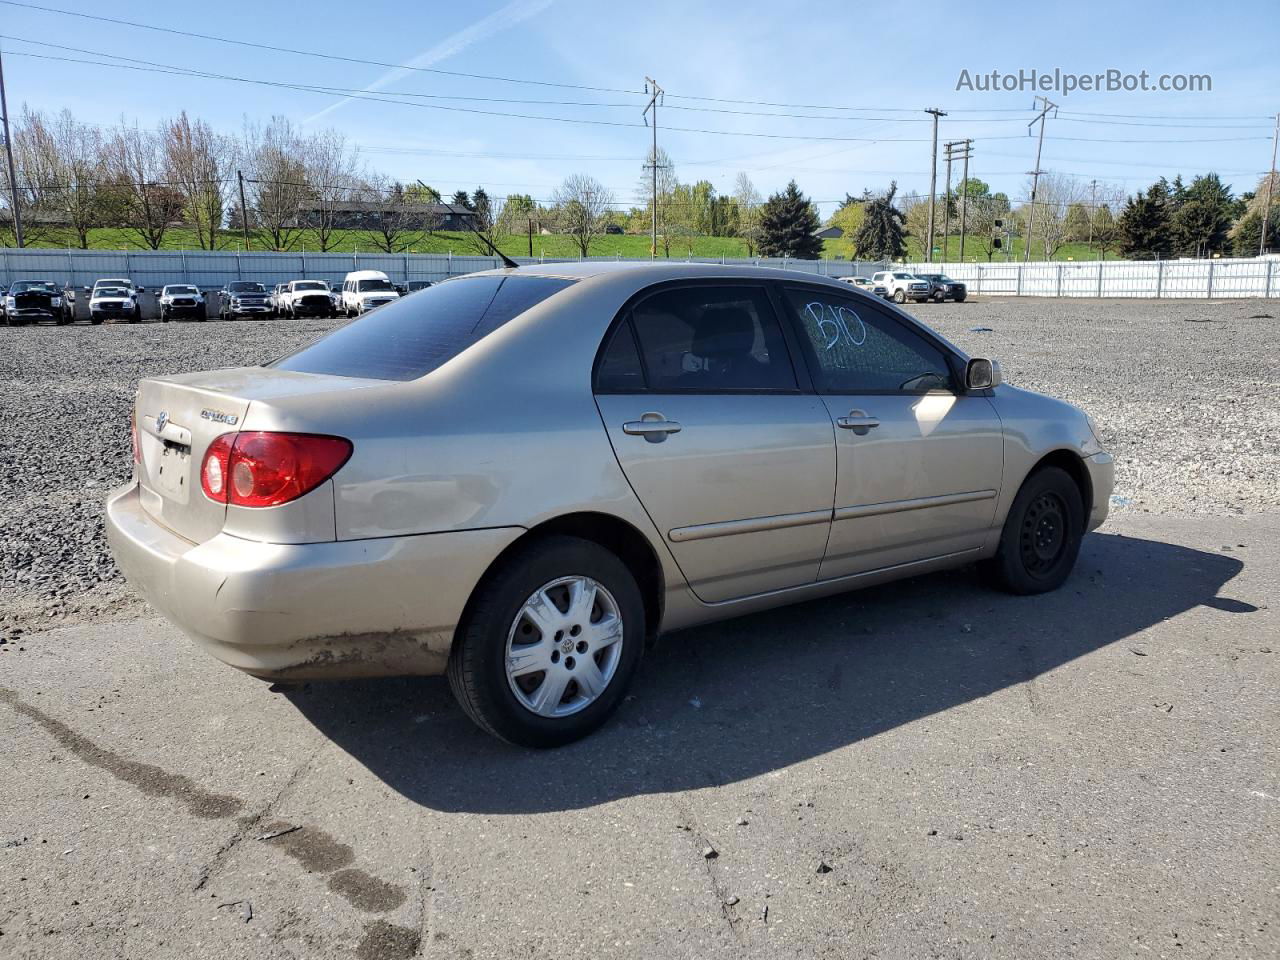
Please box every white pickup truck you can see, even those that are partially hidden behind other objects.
[871,270,933,304]
[278,279,335,318]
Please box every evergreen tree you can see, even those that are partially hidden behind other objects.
[1118,182,1173,259]
[757,180,823,259]
[450,190,473,210]
[852,182,907,261]
[1170,173,1234,256]
[1231,209,1280,256]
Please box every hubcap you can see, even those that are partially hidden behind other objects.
[505,576,624,718]
[1020,492,1067,575]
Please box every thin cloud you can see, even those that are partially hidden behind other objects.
[303,0,555,124]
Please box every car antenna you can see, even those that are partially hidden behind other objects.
[421,180,520,270]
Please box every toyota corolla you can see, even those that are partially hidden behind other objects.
[106,263,1113,746]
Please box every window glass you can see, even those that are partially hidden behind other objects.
[783,288,955,393]
[272,275,574,381]
[594,319,645,392]
[629,286,796,392]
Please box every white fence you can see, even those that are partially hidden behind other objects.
[900,257,1280,299]
[0,248,885,290]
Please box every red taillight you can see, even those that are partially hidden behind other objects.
[200,432,352,508]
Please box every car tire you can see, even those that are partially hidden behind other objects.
[932,291,945,303]
[90,313,103,325]
[893,289,906,304]
[447,535,645,748]
[161,308,170,322]
[981,466,1085,595]
[954,291,967,302]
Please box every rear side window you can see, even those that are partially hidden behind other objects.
[625,285,796,392]
[272,275,575,381]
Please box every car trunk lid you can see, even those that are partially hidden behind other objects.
[133,367,382,544]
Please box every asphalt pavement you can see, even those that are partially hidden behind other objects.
[3,511,1277,959]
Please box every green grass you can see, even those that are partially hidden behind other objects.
[11,226,1121,263]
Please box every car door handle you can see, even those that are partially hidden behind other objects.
[836,411,880,435]
[622,413,682,442]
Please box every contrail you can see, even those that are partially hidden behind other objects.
[303,0,555,124]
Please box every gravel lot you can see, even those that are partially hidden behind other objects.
[1,297,1277,643]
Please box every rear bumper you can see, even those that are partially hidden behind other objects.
[105,482,524,680]
[1084,452,1114,532]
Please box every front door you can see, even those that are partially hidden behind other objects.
[593,283,836,603]
[777,286,1004,579]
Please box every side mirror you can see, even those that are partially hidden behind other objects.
[965,357,1003,390]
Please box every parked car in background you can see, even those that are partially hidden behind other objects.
[3,280,65,325]
[218,281,271,320]
[915,273,968,302]
[840,276,889,298]
[269,283,290,316]
[341,269,400,316]
[107,262,1112,747]
[90,279,142,323]
[279,279,334,318]
[405,280,434,294]
[323,281,342,313]
[872,271,932,304]
[159,284,206,322]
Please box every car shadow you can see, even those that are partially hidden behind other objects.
[284,532,1247,813]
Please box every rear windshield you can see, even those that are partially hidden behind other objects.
[272,275,576,381]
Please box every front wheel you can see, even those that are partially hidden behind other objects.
[892,289,906,304]
[447,536,645,747]
[954,291,967,302]
[981,466,1084,595]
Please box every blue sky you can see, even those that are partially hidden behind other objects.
[1,0,1276,215]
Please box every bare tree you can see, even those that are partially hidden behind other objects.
[48,110,104,249]
[966,193,1012,261]
[103,120,182,249]
[732,172,763,257]
[1026,171,1087,260]
[243,117,309,251]
[358,176,424,253]
[164,112,234,249]
[302,128,361,252]
[552,174,614,256]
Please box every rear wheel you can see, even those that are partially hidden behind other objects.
[981,466,1084,594]
[447,536,644,747]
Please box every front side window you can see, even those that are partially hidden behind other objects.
[273,275,574,381]
[625,285,796,392]
[783,288,955,394]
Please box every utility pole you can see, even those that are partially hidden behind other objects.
[527,216,533,257]
[642,77,664,259]
[237,169,250,251]
[924,108,947,262]
[1024,96,1057,262]
[942,139,970,262]
[0,48,24,248]
[958,139,973,262]
[1260,112,1279,257]
[942,142,954,261]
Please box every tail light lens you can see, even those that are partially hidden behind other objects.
[200,432,352,508]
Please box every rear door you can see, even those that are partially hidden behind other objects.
[778,285,1004,579]
[593,283,836,603]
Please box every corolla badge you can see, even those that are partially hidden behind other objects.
[200,408,239,425]
[155,411,169,433]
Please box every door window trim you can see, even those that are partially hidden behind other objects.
[592,279,808,396]
[776,283,965,396]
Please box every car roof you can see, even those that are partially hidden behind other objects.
[466,260,859,293]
